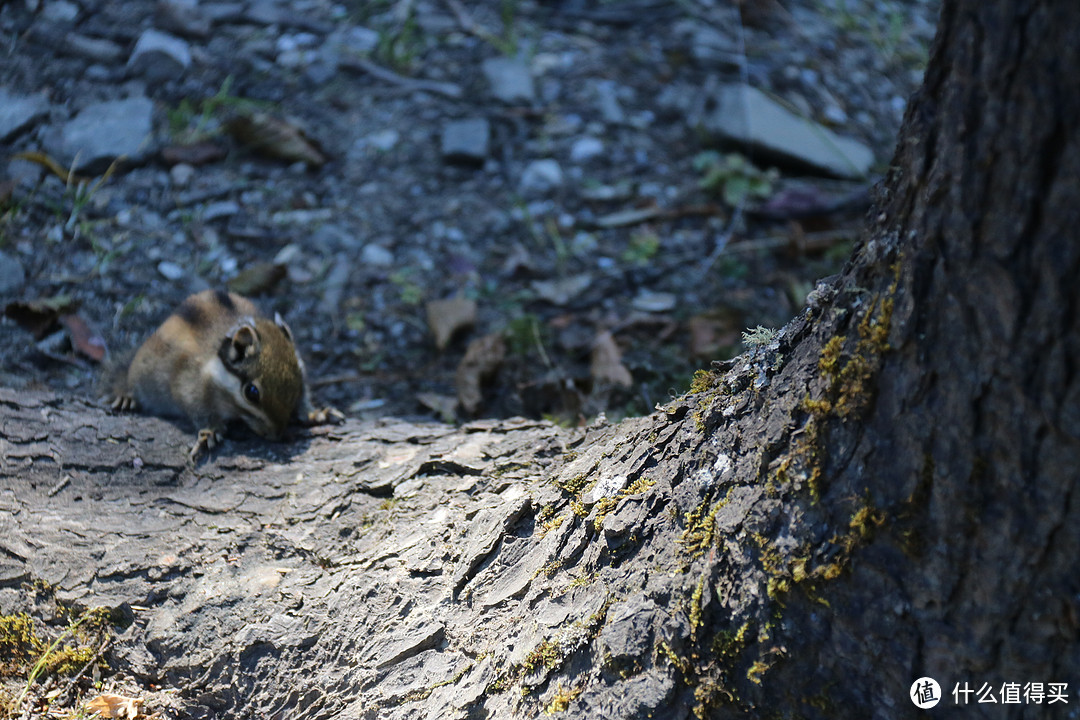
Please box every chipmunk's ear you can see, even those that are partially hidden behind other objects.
[224,319,260,364]
[274,312,295,343]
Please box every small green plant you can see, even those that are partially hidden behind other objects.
[2,609,109,718]
[621,229,660,265]
[167,76,255,143]
[389,269,424,305]
[694,151,779,207]
[505,314,546,357]
[375,13,423,71]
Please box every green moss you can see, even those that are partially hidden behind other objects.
[679,487,731,558]
[711,621,750,663]
[490,638,566,695]
[689,572,707,639]
[626,476,656,495]
[747,660,770,684]
[522,640,563,674]
[536,559,563,579]
[656,640,692,677]
[849,503,886,542]
[566,571,597,589]
[592,496,619,532]
[544,682,583,714]
[0,614,43,673]
[818,336,845,378]
[800,393,833,417]
[40,644,96,676]
[593,476,656,532]
[556,471,594,497]
[401,661,474,703]
[690,369,719,394]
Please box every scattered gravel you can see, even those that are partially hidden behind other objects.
[0,0,940,420]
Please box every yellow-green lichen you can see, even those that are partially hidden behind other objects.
[544,682,583,714]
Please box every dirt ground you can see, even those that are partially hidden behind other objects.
[0,0,938,426]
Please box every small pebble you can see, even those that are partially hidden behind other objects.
[157,261,185,280]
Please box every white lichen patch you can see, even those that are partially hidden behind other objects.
[585,473,628,504]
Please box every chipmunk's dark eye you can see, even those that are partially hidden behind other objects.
[244,382,261,404]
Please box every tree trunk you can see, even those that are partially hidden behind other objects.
[2,0,1078,718]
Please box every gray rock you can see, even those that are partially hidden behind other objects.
[200,2,245,23]
[304,60,336,85]
[234,613,317,649]
[570,136,605,163]
[377,649,467,703]
[361,244,394,267]
[519,159,564,195]
[41,0,79,22]
[482,57,535,104]
[630,289,676,313]
[368,620,445,669]
[0,252,27,295]
[330,25,379,57]
[691,25,737,65]
[155,0,212,39]
[703,83,875,179]
[593,80,625,125]
[320,254,350,314]
[598,595,657,666]
[441,118,490,164]
[0,91,49,143]
[365,129,400,152]
[65,33,124,63]
[128,29,192,82]
[53,97,155,172]
[169,163,195,187]
[157,260,185,280]
[202,200,240,221]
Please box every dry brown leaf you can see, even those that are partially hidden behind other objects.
[85,693,144,719]
[455,333,506,415]
[160,141,228,167]
[531,274,593,306]
[688,308,743,359]
[60,314,107,362]
[226,112,327,167]
[0,178,15,209]
[590,330,633,388]
[227,262,287,296]
[4,296,79,340]
[426,298,477,350]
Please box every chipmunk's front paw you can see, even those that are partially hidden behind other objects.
[104,393,138,412]
[305,406,345,426]
[190,428,222,462]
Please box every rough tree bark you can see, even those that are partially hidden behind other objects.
[1,0,1078,717]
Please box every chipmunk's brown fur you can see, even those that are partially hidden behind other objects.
[106,290,341,459]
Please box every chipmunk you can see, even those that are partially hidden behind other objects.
[105,290,343,460]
